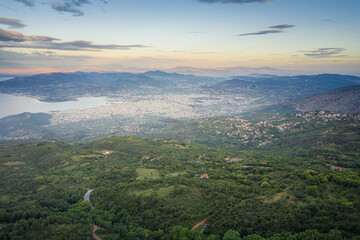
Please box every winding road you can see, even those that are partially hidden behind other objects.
[84,189,94,209]
[84,189,102,240]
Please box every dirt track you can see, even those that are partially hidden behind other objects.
[92,225,102,240]
[192,216,212,231]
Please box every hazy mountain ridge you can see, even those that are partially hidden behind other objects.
[0,72,169,101]
[208,74,360,101]
[0,71,219,102]
[1,72,359,102]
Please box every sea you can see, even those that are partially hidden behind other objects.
[0,94,109,119]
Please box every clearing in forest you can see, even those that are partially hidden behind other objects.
[136,168,160,180]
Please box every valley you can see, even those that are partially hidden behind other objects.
[2,0,360,239]
[0,71,359,239]
[1,72,360,143]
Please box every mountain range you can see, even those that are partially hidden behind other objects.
[1,71,360,103]
[0,71,217,101]
[0,72,165,101]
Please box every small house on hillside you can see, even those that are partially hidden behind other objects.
[333,166,342,171]
[201,174,209,179]
[259,162,267,165]
[103,151,110,155]
[229,158,243,163]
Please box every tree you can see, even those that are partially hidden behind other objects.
[207,234,217,240]
[223,230,241,240]
[242,234,264,240]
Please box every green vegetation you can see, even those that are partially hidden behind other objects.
[0,112,359,239]
[145,111,360,149]
[136,168,160,180]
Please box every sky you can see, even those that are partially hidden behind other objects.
[0,0,359,76]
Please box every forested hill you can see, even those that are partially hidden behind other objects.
[0,130,359,239]
[143,111,360,149]
[288,85,360,114]
[245,85,360,116]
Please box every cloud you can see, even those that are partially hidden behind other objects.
[192,51,214,54]
[321,19,335,23]
[268,24,295,29]
[0,16,26,28]
[44,51,56,54]
[0,49,93,71]
[44,0,109,16]
[41,40,146,51]
[0,42,146,51]
[0,28,28,42]
[13,0,107,16]
[238,23,294,37]
[300,48,346,58]
[238,29,283,36]
[199,0,272,4]
[0,28,59,42]
[0,41,146,52]
[45,0,91,16]
[0,28,146,51]
[14,0,35,7]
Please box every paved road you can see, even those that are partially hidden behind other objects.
[84,189,94,209]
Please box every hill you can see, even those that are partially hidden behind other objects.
[288,85,360,114]
[0,133,359,239]
[144,111,360,149]
[1,111,359,149]
[0,71,214,102]
[208,74,360,101]
[0,72,167,102]
[247,85,360,115]
[1,72,359,103]
[0,112,52,140]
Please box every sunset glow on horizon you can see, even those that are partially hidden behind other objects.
[1,0,360,76]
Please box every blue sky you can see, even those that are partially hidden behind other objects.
[0,0,359,75]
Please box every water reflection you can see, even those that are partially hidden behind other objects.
[0,94,109,119]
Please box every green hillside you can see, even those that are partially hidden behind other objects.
[144,111,360,150]
[0,131,359,239]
